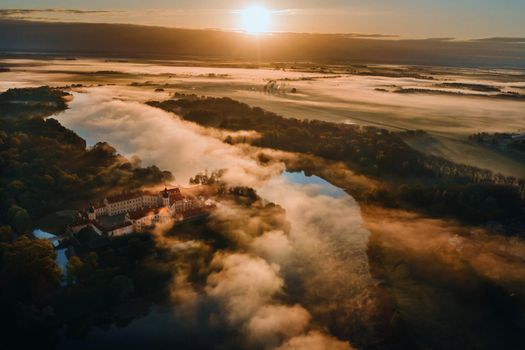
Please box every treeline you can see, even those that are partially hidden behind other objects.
[148,96,428,177]
[189,169,225,186]
[147,95,524,188]
[148,94,524,230]
[470,132,525,153]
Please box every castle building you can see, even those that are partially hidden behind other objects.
[71,187,208,237]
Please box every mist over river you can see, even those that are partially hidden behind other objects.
[50,87,372,349]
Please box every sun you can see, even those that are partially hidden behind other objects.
[240,6,272,34]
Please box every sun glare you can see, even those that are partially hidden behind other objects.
[240,6,272,34]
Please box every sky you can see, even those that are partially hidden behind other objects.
[0,0,524,38]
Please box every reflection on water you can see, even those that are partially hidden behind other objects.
[259,171,374,346]
[283,171,347,198]
[58,304,229,350]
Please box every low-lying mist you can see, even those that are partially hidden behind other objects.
[363,206,525,349]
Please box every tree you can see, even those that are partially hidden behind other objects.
[128,237,147,260]
[0,226,13,243]
[66,256,83,286]
[111,275,135,302]
[0,236,60,301]
[12,209,32,234]
[66,252,98,285]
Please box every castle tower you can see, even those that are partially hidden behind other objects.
[88,203,96,221]
[162,187,170,207]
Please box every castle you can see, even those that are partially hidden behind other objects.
[71,187,211,236]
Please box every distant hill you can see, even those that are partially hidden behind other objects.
[1,20,525,68]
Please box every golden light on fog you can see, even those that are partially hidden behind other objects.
[240,6,272,34]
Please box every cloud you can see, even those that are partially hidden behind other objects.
[473,37,525,44]
[276,330,354,350]
[251,230,293,264]
[245,305,311,346]
[424,37,456,41]
[362,205,525,289]
[0,9,110,15]
[206,172,374,345]
[0,8,111,19]
[206,253,284,325]
[170,271,200,305]
[204,252,356,350]
[209,199,289,248]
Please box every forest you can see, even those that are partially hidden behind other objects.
[148,94,525,232]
